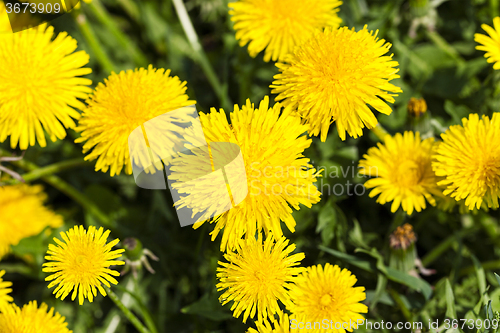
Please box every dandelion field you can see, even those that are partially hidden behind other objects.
[3,0,500,332]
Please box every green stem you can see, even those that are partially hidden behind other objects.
[73,11,116,73]
[117,280,159,333]
[420,310,437,333]
[5,158,89,184]
[480,217,500,242]
[116,0,140,22]
[421,226,479,267]
[171,0,232,111]
[388,288,413,322]
[491,0,500,20]
[104,278,135,333]
[87,0,148,66]
[425,30,465,66]
[460,259,500,276]
[0,149,113,229]
[105,286,151,333]
[370,124,390,141]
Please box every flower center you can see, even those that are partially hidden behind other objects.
[395,159,422,187]
[75,255,88,265]
[254,270,269,282]
[320,294,333,306]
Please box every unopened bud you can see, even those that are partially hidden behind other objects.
[407,97,427,118]
[390,223,417,250]
[389,223,417,273]
[121,238,159,278]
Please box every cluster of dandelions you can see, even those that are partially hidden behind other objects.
[0,225,124,332]
[358,111,500,215]
[0,0,373,330]
[216,234,368,332]
[355,15,500,217]
[0,188,73,330]
[227,1,500,219]
[1,0,500,331]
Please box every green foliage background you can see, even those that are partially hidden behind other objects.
[4,0,500,332]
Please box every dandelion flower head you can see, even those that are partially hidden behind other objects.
[475,17,500,70]
[0,184,63,258]
[433,113,500,210]
[229,0,342,62]
[359,131,439,215]
[217,234,304,323]
[271,26,402,142]
[0,270,12,310]
[247,311,291,333]
[169,96,321,251]
[0,301,72,333]
[0,24,91,150]
[287,263,367,332]
[43,225,125,305]
[75,65,195,176]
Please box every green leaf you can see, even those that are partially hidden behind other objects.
[371,274,388,309]
[464,310,477,321]
[335,146,358,160]
[384,267,433,301]
[181,294,233,321]
[445,279,457,319]
[84,184,123,215]
[321,246,433,300]
[319,245,376,273]
[412,44,456,71]
[471,254,487,297]
[487,300,494,320]
[0,263,32,276]
[349,219,370,250]
[355,248,387,274]
[316,202,337,245]
[444,100,472,125]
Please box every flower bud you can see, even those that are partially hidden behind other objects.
[389,223,417,273]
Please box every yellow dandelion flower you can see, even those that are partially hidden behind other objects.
[287,263,367,332]
[271,26,402,142]
[75,65,195,176]
[0,184,63,259]
[247,311,291,333]
[170,96,321,251]
[0,24,91,150]
[358,131,439,215]
[42,225,125,305]
[0,270,13,310]
[475,17,500,70]
[229,0,342,62]
[217,233,305,323]
[432,113,500,210]
[0,301,72,333]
